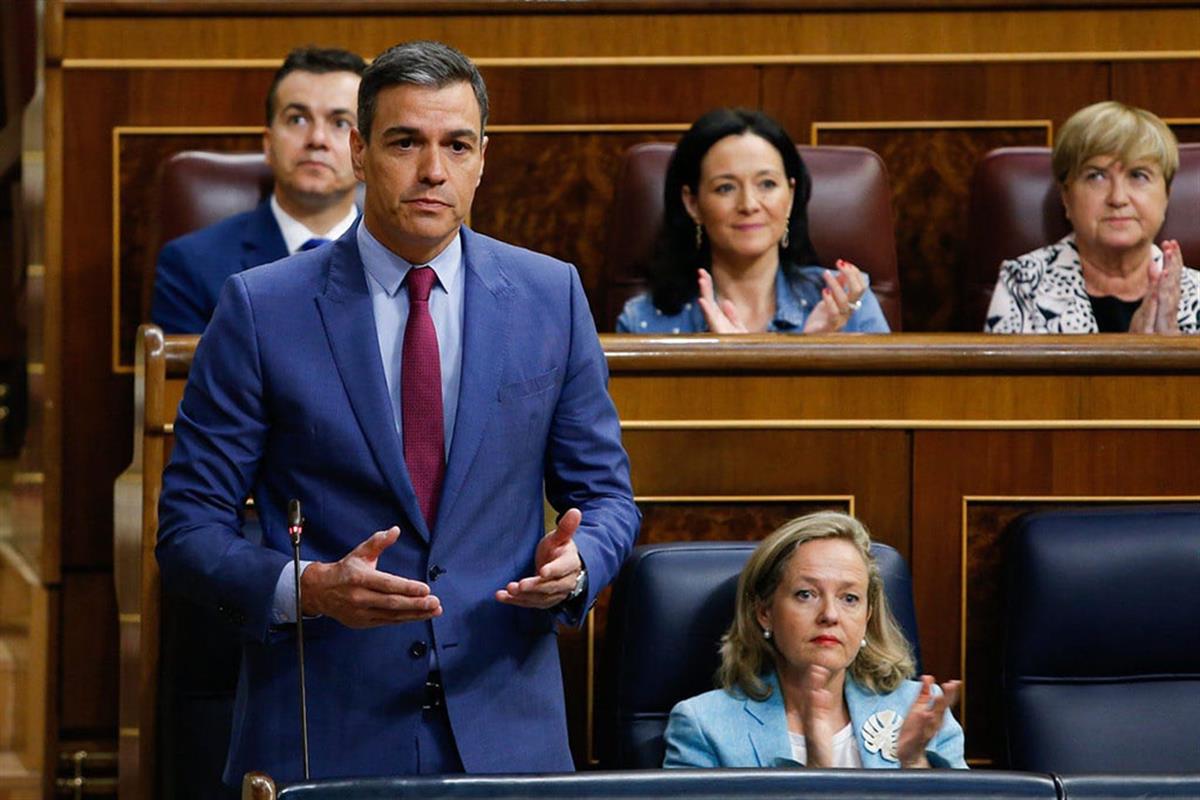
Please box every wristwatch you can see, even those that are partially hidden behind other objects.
[566,566,588,602]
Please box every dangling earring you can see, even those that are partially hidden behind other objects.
[695,222,704,251]
[763,628,773,640]
[781,221,790,249]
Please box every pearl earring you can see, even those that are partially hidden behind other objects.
[861,637,867,647]
[763,629,773,640]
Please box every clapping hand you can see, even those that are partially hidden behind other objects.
[896,674,961,768]
[1130,239,1182,335]
[803,260,867,334]
[696,268,750,333]
[800,664,839,768]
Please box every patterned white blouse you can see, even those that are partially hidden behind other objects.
[984,233,1200,333]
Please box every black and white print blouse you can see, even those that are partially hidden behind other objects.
[984,233,1200,334]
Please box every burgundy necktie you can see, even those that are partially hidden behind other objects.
[402,266,444,528]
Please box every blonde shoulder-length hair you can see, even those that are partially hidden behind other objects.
[717,511,915,700]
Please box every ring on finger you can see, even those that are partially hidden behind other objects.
[848,299,863,311]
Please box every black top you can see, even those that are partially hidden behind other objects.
[1088,294,1141,332]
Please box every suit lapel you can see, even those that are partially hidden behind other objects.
[241,200,289,269]
[434,228,511,533]
[315,227,430,543]
[745,675,794,767]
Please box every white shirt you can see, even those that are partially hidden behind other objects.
[789,722,863,768]
[269,193,359,254]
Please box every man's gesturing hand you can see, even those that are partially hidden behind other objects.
[300,526,441,628]
[496,508,583,609]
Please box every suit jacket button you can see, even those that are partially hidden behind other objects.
[409,641,428,659]
[428,565,444,581]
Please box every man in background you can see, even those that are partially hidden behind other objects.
[151,46,365,333]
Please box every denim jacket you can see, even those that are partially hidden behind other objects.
[616,266,890,334]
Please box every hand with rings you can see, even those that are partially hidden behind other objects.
[803,259,867,334]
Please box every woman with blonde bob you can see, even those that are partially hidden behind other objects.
[986,101,1199,333]
[664,512,966,769]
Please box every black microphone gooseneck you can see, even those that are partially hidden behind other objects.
[287,499,311,780]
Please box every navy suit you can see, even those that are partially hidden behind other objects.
[151,200,289,333]
[156,224,640,783]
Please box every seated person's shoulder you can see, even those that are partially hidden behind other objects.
[160,207,261,261]
[616,291,702,333]
[670,685,745,718]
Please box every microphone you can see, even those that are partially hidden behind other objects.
[287,499,311,780]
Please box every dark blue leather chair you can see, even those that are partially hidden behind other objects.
[1003,504,1200,773]
[597,540,922,769]
[1057,774,1200,799]
[257,768,1057,799]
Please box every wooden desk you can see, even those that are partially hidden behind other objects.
[605,333,1200,766]
[116,330,1200,796]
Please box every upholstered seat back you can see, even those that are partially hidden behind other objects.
[598,540,921,769]
[1003,504,1200,773]
[603,143,902,331]
[964,144,1200,330]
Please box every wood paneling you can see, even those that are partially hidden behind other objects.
[1113,60,1200,117]
[485,66,758,125]
[474,132,680,324]
[816,125,1049,330]
[56,8,1200,60]
[58,572,117,735]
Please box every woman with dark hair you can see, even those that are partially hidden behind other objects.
[616,108,889,334]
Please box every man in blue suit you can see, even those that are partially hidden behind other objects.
[156,40,640,786]
[151,47,366,333]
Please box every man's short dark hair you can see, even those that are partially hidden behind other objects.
[357,40,489,142]
[266,46,367,125]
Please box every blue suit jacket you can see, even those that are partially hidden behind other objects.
[156,224,640,782]
[664,672,966,769]
[151,200,290,334]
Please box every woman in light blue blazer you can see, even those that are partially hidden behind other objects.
[664,512,966,769]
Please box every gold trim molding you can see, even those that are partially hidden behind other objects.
[62,51,1200,70]
[622,419,1200,430]
[813,118,1053,146]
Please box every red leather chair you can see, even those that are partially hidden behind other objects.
[143,151,273,320]
[964,143,1200,331]
[602,143,902,331]
[155,151,274,247]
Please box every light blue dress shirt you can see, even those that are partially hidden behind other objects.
[272,222,467,623]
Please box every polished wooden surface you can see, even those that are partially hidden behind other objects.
[52,7,1200,60]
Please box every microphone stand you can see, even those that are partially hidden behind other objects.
[287,499,311,780]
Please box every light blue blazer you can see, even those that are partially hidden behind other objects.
[664,672,966,769]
